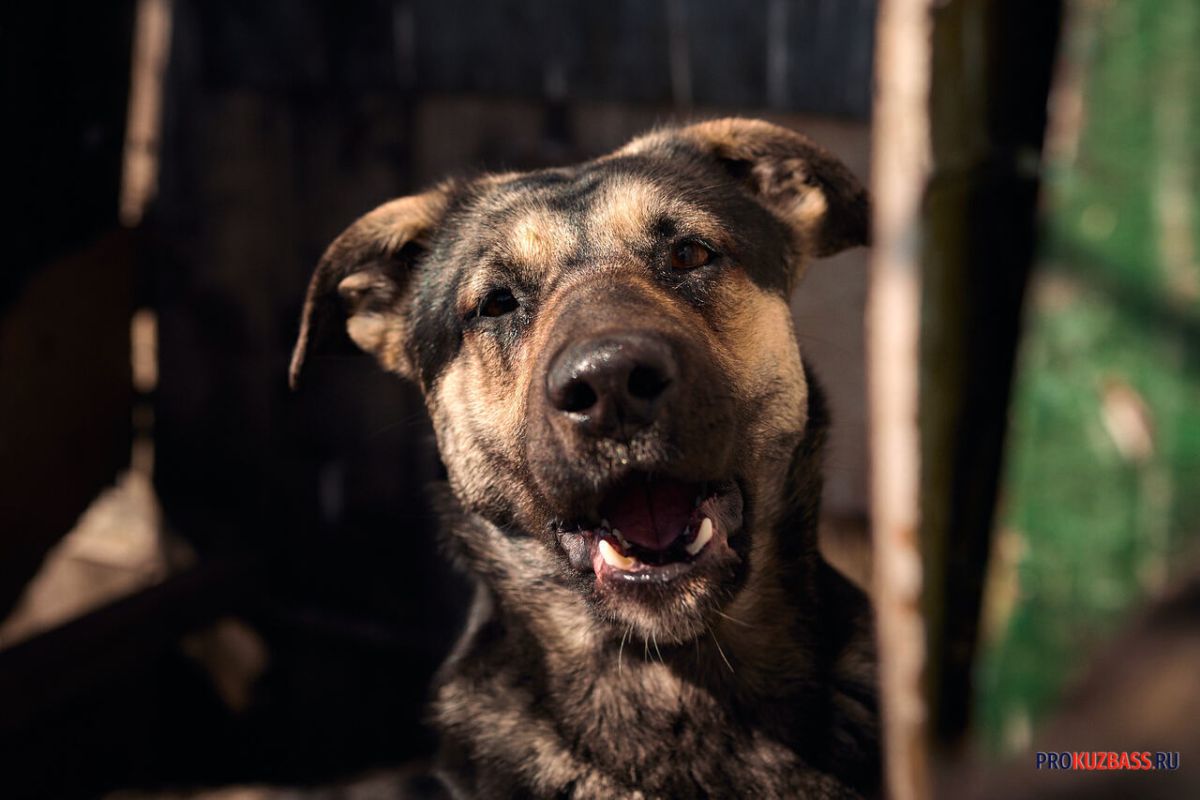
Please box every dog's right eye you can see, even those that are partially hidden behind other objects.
[670,240,716,271]
[476,288,520,318]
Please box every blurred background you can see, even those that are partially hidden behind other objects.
[2,1,876,796]
[2,0,1197,798]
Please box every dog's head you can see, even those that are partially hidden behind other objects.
[291,119,868,646]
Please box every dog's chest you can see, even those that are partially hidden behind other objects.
[435,652,849,799]
[568,664,797,790]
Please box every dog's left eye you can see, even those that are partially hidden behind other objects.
[669,240,715,270]
[477,288,520,318]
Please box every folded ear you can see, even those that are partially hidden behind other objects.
[622,118,870,259]
[289,187,450,388]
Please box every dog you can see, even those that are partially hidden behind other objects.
[290,118,878,799]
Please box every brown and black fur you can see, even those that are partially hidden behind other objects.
[291,119,879,799]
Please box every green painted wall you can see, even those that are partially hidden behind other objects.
[976,0,1200,754]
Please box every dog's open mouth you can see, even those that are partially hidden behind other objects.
[556,477,744,584]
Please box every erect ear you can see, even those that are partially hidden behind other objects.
[623,118,870,259]
[289,187,450,388]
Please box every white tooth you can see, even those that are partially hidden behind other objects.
[601,518,611,530]
[686,517,714,556]
[599,539,637,570]
[613,528,630,548]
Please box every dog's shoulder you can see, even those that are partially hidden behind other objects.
[816,558,881,793]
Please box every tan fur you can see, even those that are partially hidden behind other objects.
[506,207,580,274]
[621,119,868,262]
[586,175,734,259]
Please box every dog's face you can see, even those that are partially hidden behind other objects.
[291,119,867,646]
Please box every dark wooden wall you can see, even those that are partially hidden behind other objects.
[1,1,136,629]
[182,0,876,115]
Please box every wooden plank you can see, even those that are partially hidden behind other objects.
[0,558,256,738]
[0,232,135,620]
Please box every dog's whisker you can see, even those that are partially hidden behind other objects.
[706,622,735,674]
[651,632,664,665]
[365,412,431,438]
[618,624,631,675]
[713,609,753,628]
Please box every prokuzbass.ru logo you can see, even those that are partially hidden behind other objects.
[1036,751,1181,770]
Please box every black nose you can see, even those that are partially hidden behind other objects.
[546,333,678,439]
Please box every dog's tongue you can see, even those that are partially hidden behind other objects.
[602,479,694,551]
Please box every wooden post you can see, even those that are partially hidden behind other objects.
[867,1,933,798]
[921,0,1061,754]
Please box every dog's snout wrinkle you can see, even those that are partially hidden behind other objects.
[546,333,677,441]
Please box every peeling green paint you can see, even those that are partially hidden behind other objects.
[976,0,1200,754]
